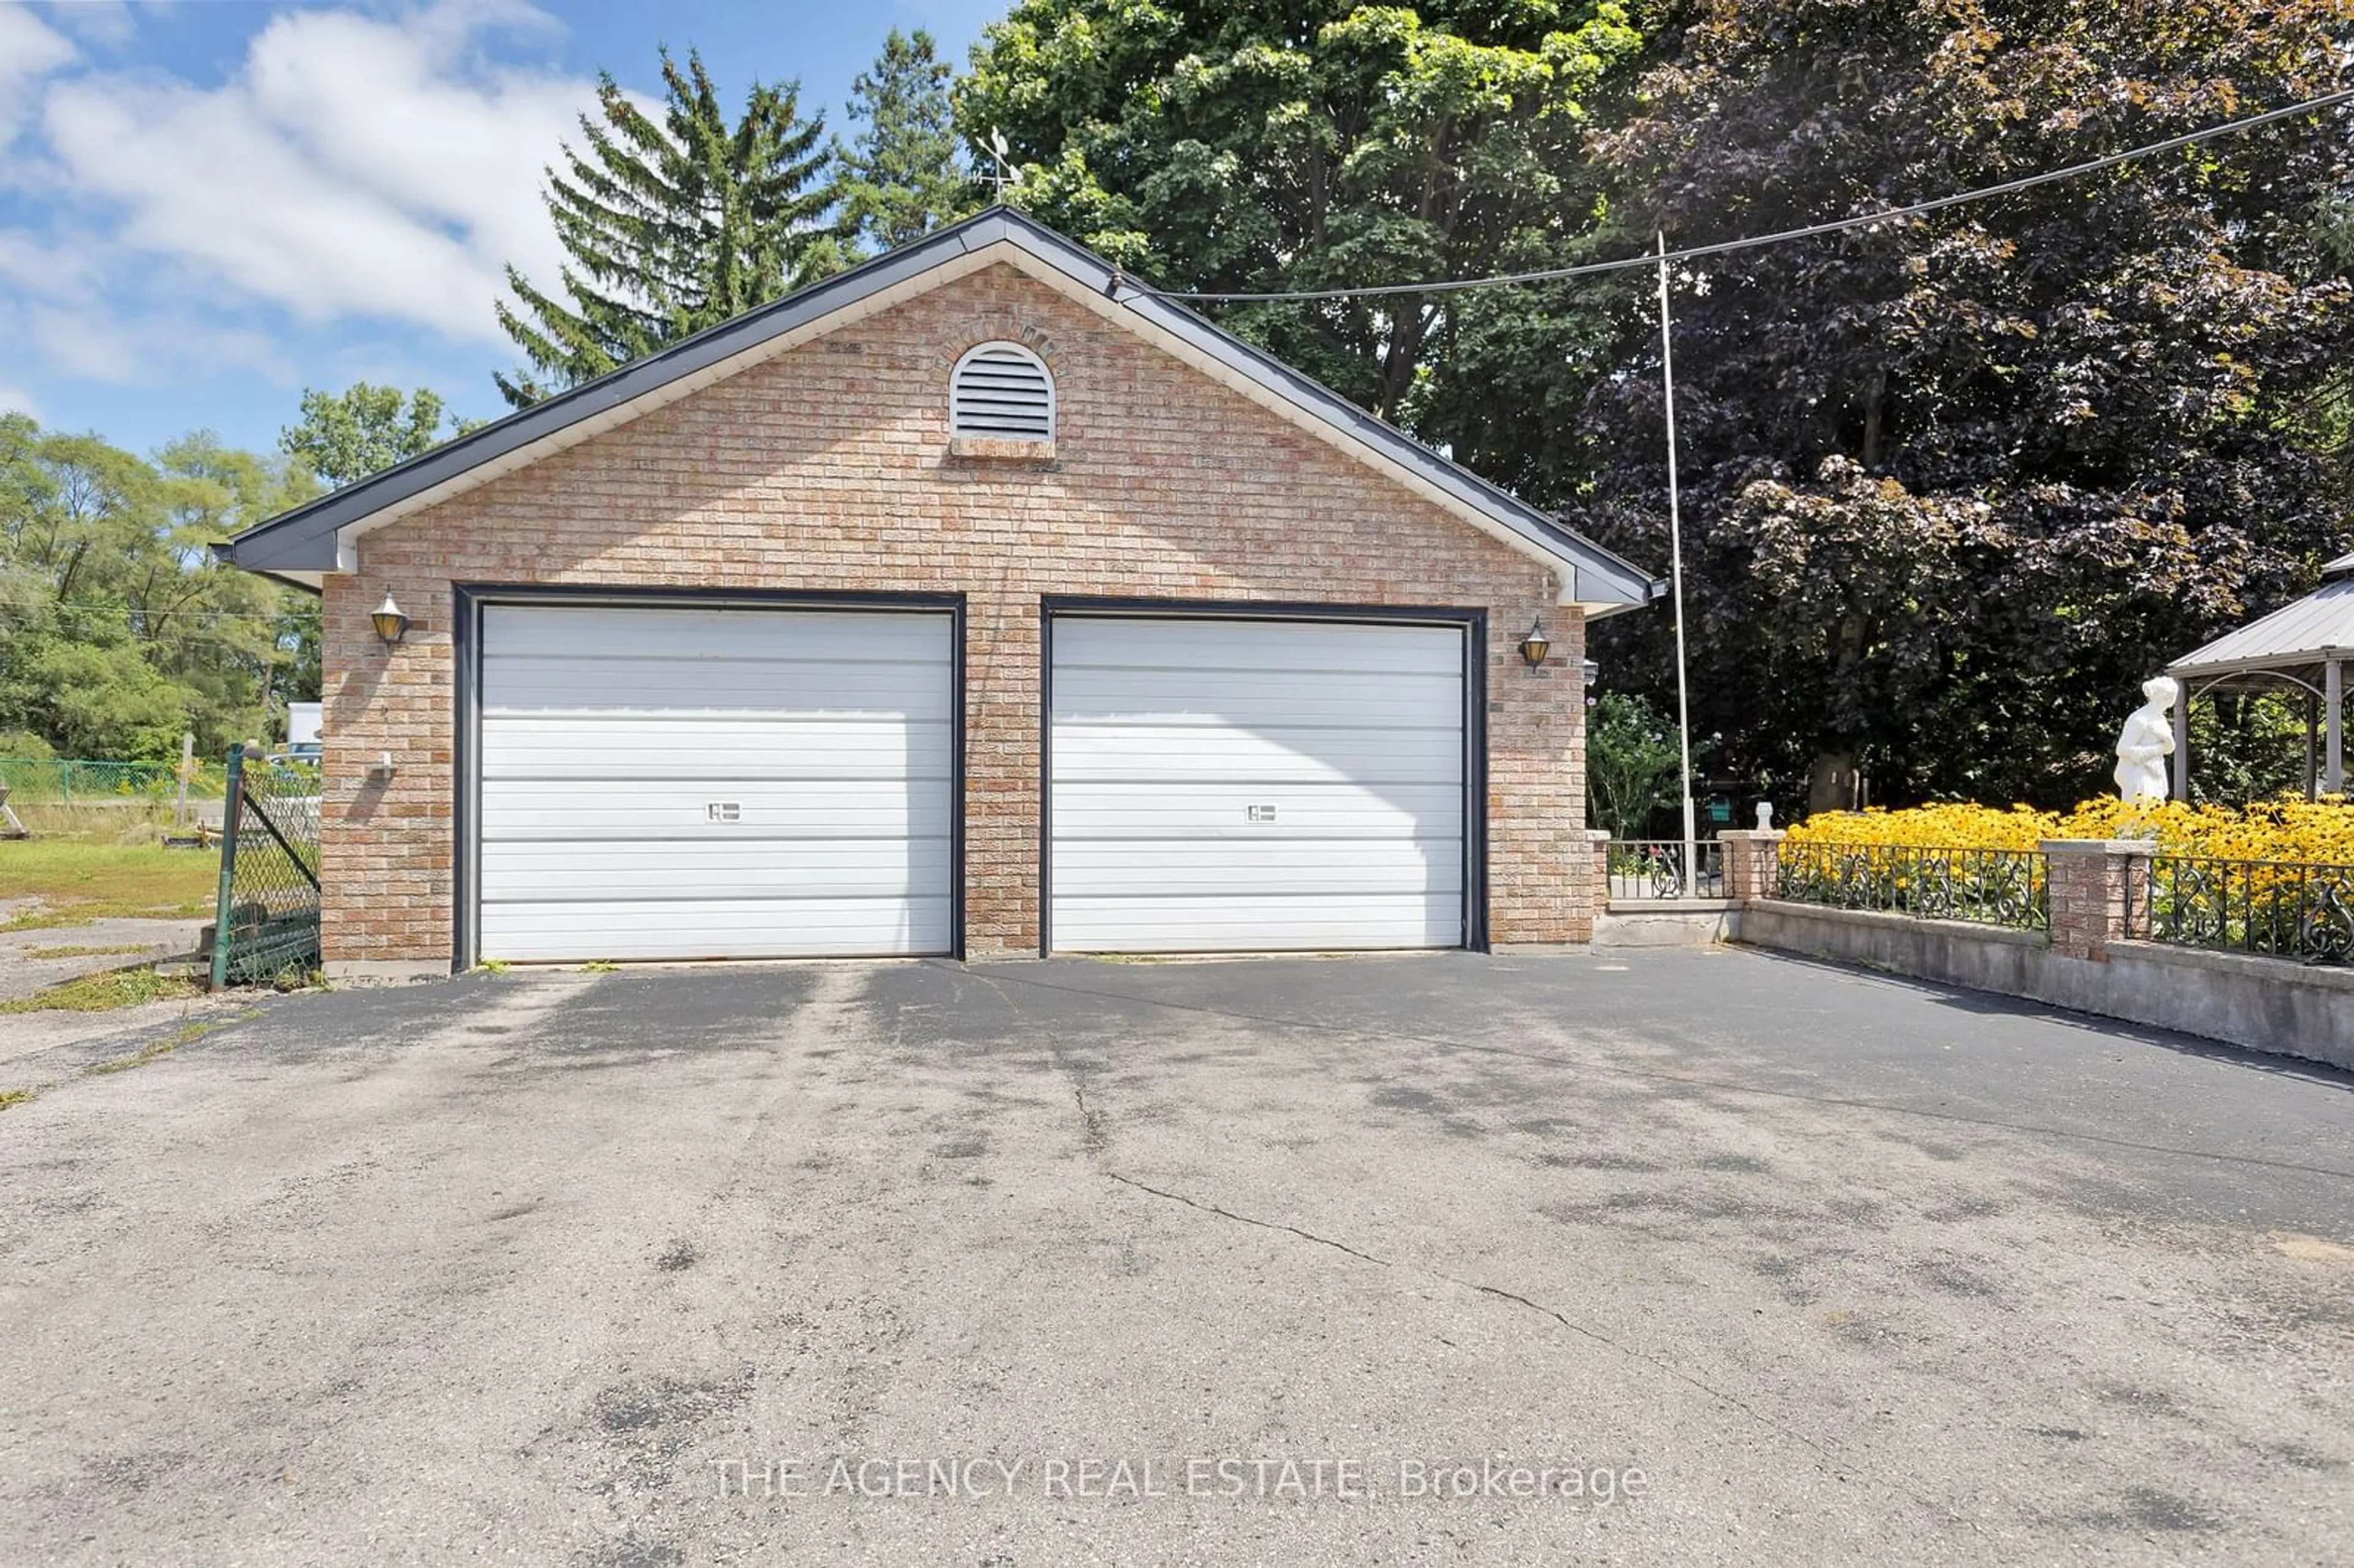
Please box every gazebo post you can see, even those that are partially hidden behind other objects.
[2170,687,2190,801]
[2329,658,2345,796]
[2309,692,2322,802]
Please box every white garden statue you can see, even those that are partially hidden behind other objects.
[2112,676,2181,802]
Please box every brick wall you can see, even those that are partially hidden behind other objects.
[2040,839,2148,961]
[323,262,1594,965]
[1718,831,1786,903]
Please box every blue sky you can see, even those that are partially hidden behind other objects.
[0,0,1010,460]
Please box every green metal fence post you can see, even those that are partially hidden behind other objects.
[208,745,245,990]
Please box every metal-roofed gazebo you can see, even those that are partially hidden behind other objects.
[2166,552,2353,799]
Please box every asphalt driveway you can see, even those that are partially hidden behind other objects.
[2,948,2350,1566]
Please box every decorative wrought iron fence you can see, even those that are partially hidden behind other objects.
[1774,842,2049,932]
[1606,839,1725,901]
[2129,854,2354,966]
[208,747,321,986]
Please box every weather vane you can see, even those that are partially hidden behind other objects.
[985,130,1017,200]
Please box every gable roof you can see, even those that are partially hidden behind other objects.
[222,207,1662,617]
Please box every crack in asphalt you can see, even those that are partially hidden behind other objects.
[1103,1171,1391,1266]
[1103,1166,1862,1479]
[1062,1059,1109,1155]
[969,969,1111,1160]
[969,965,2354,1184]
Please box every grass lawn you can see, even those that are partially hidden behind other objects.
[0,842,220,928]
[0,967,205,1014]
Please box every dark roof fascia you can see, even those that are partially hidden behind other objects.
[226,207,1655,608]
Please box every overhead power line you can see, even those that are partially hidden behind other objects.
[0,593,299,626]
[1134,88,2354,305]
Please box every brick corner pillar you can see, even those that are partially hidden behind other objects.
[1588,829,1612,922]
[1718,829,1786,903]
[2040,837,2154,961]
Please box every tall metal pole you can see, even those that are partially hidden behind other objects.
[1657,232,1699,894]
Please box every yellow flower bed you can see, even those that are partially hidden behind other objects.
[1785,797,2354,867]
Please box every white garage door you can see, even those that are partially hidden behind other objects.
[475,603,953,962]
[1048,615,1469,952]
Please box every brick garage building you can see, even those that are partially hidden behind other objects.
[224,210,1659,976]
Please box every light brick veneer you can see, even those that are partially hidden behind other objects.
[2040,839,2154,961]
[1718,830,1787,903]
[322,262,1595,966]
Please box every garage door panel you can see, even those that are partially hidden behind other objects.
[481,839,950,901]
[478,896,953,962]
[484,657,951,717]
[1053,780,1462,838]
[481,717,950,780]
[1051,725,1461,785]
[1053,839,1461,897]
[1055,617,1464,677]
[1051,780,1461,838]
[1048,615,1468,953]
[1051,666,1461,728]
[480,779,951,839]
[1049,894,1460,953]
[476,604,953,961]
[484,605,951,664]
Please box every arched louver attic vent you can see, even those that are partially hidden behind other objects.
[951,342,1056,441]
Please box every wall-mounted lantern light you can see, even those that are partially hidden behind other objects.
[371,591,410,648]
[1517,615,1551,668]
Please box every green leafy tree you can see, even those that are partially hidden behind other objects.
[9,637,190,759]
[152,433,319,734]
[1586,691,1682,839]
[0,414,316,757]
[496,48,839,407]
[275,382,474,704]
[1572,0,2354,809]
[2186,693,2317,805]
[836,29,973,255]
[280,383,466,488]
[955,1,1644,433]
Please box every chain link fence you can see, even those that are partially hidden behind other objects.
[208,747,322,986]
[0,756,229,803]
[1,755,230,842]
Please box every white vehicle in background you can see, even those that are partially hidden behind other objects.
[270,702,323,767]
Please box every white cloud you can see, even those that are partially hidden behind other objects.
[45,1,136,48]
[28,0,604,354]
[23,299,290,385]
[0,384,39,420]
[0,7,76,145]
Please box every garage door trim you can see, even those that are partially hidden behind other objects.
[452,584,967,969]
[1038,595,1488,957]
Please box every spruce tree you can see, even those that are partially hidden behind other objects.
[495,49,836,408]
[836,29,972,256]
